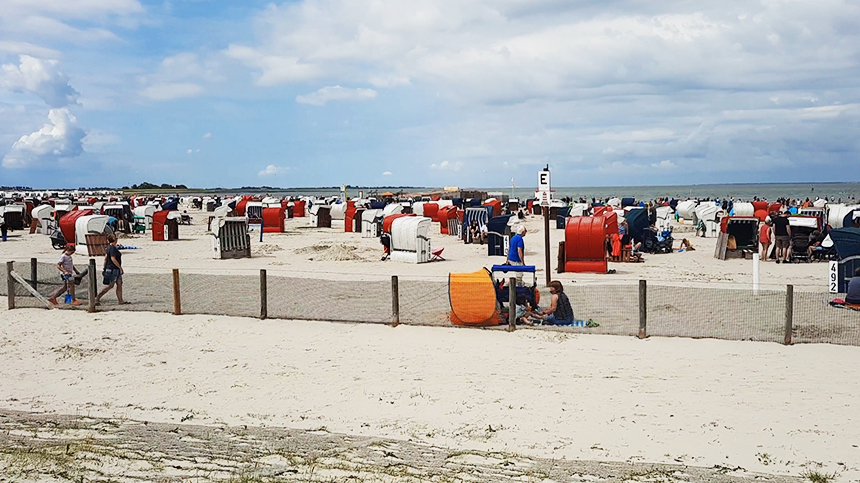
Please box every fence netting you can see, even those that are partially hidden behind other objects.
[2,259,76,308]
[566,282,640,336]
[3,259,859,346]
[267,275,391,324]
[647,285,785,343]
[793,288,860,346]
[180,272,260,319]
[399,280,450,326]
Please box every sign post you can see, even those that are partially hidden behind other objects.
[538,166,551,286]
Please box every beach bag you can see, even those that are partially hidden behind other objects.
[727,235,737,250]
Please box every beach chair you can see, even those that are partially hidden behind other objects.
[790,232,811,263]
[490,264,540,309]
[132,216,146,234]
[431,247,445,261]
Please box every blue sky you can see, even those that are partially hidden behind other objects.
[1,0,859,189]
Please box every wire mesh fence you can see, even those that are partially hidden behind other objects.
[180,272,260,319]
[566,282,640,336]
[793,288,860,346]
[3,258,859,346]
[266,275,392,324]
[648,285,786,343]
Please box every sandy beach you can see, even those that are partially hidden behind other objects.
[0,207,834,289]
[1,299,858,481]
[1,206,858,481]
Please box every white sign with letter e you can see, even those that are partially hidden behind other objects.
[538,169,550,191]
[538,168,551,206]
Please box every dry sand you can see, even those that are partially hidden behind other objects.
[1,207,857,481]
[1,299,858,481]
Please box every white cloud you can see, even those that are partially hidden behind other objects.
[225,1,860,108]
[0,41,60,59]
[154,53,223,84]
[224,45,321,85]
[81,129,119,153]
[1,108,85,168]
[258,164,289,177]
[382,171,392,176]
[368,75,411,88]
[203,132,212,139]
[651,160,676,169]
[1,0,143,20]
[17,16,119,42]
[136,54,222,104]
[295,85,377,106]
[140,83,204,101]
[429,160,463,171]
[0,55,79,107]
[590,129,676,142]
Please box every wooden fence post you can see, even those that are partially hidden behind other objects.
[87,259,97,313]
[30,258,38,291]
[557,241,566,273]
[6,261,15,310]
[784,284,794,345]
[391,275,400,327]
[508,277,516,331]
[638,279,647,339]
[172,269,182,315]
[259,269,267,320]
[543,208,551,286]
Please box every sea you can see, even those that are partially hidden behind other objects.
[250,182,860,203]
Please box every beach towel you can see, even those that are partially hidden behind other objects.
[829,299,860,311]
[611,234,621,257]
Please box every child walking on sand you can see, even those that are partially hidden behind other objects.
[48,244,82,306]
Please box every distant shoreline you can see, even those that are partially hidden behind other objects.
[4,181,859,202]
[5,181,859,192]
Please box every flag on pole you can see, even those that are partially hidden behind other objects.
[511,178,515,188]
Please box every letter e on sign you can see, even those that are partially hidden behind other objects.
[538,169,551,192]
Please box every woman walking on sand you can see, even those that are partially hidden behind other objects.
[95,234,127,305]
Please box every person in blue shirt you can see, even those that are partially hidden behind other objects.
[507,225,526,265]
[507,224,527,284]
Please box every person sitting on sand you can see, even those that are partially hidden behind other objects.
[678,238,695,252]
[468,220,488,244]
[532,280,574,326]
[468,220,480,243]
[514,293,538,325]
[807,230,824,257]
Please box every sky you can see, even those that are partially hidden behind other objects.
[0,0,859,189]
